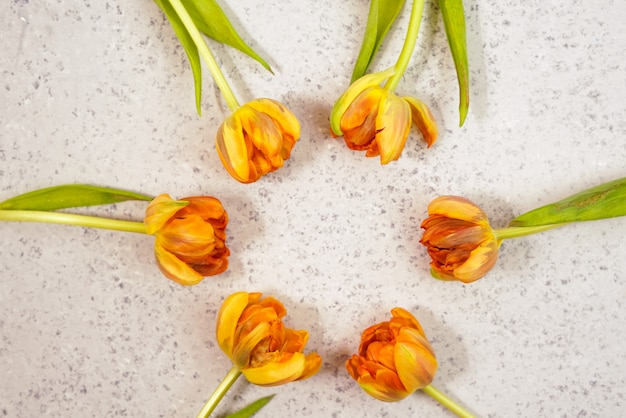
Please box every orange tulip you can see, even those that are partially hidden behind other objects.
[144,194,229,285]
[330,71,437,164]
[346,308,438,402]
[216,291,322,386]
[216,98,300,183]
[420,195,500,283]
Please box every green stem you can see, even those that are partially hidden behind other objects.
[385,0,425,91]
[196,366,242,418]
[494,223,565,241]
[0,210,147,234]
[168,0,240,112]
[421,384,475,418]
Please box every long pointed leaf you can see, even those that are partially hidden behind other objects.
[154,0,204,114]
[510,178,626,227]
[351,0,405,82]
[0,185,153,211]
[439,0,469,126]
[183,0,272,73]
[224,395,275,418]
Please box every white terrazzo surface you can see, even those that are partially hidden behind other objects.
[1,0,625,417]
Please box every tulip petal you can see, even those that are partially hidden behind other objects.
[242,352,306,386]
[429,266,458,281]
[374,92,411,164]
[394,341,437,392]
[179,196,227,222]
[357,364,410,402]
[297,352,323,381]
[340,87,385,149]
[256,296,287,319]
[153,244,204,286]
[247,98,301,143]
[157,216,216,259]
[250,150,276,177]
[281,328,309,353]
[238,304,280,327]
[191,253,229,276]
[454,240,499,283]
[390,308,425,336]
[216,292,251,358]
[366,341,396,371]
[422,221,490,249]
[233,322,271,368]
[330,67,395,135]
[394,328,438,392]
[403,96,438,147]
[144,194,189,235]
[216,113,252,183]
[240,107,284,167]
[427,196,489,224]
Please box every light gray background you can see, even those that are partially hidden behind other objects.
[1,0,625,416]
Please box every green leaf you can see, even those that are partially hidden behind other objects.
[351,0,406,82]
[439,0,469,126]
[224,395,275,418]
[0,184,153,212]
[154,0,204,114]
[510,178,626,227]
[182,0,272,74]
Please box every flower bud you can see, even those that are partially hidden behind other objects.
[330,70,437,164]
[346,308,438,402]
[144,194,229,285]
[216,98,300,183]
[420,195,499,283]
[216,292,322,386]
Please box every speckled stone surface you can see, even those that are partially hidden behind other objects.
[1,0,625,417]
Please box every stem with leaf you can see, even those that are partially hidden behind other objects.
[167,0,240,111]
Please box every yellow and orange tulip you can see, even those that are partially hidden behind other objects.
[330,70,437,164]
[346,308,438,402]
[144,194,229,286]
[216,291,322,386]
[420,195,500,283]
[216,98,300,183]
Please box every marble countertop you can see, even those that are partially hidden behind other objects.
[1,0,625,417]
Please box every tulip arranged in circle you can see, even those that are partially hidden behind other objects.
[216,291,322,386]
[346,307,438,402]
[216,98,300,183]
[144,194,230,285]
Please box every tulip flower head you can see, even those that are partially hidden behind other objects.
[216,98,300,183]
[420,196,500,283]
[346,308,438,402]
[216,291,322,386]
[144,194,229,286]
[330,0,439,165]
[330,70,438,164]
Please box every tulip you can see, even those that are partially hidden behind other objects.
[0,184,230,286]
[159,0,300,183]
[330,0,438,164]
[144,194,229,286]
[346,307,437,402]
[216,98,300,183]
[420,196,500,283]
[419,194,580,283]
[196,292,322,418]
[332,80,437,164]
[346,308,474,416]
[216,291,322,385]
